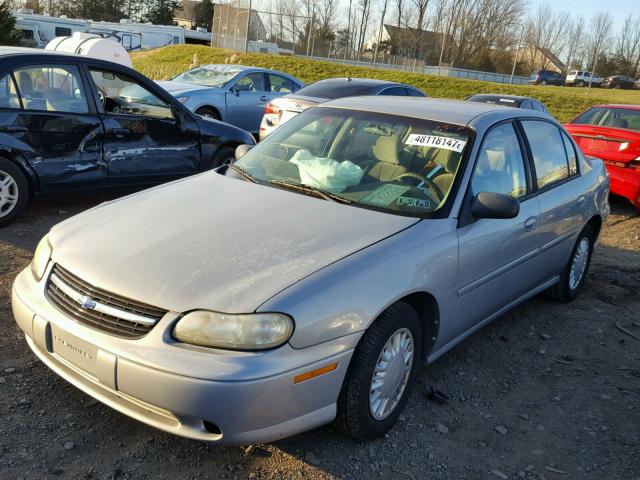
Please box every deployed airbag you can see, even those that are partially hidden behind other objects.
[290,149,364,192]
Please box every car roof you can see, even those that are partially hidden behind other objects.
[468,94,535,102]
[311,78,407,87]
[0,46,80,58]
[590,104,640,110]
[319,96,547,126]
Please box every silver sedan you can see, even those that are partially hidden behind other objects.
[13,97,609,444]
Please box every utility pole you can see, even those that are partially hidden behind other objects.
[510,25,525,84]
[344,0,353,60]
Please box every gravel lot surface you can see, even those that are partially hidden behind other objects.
[1,194,639,480]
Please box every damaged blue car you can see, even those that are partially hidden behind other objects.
[0,47,255,226]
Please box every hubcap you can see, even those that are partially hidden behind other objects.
[369,328,414,420]
[569,237,590,290]
[0,170,19,218]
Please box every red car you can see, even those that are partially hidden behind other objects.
[565,104,640,210]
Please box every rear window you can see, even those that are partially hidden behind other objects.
[295,82,376,99]
[572,107,640,131]
[467,95,518,107]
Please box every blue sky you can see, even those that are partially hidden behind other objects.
[529,0,637,30]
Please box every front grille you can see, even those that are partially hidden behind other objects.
[46,264,167,339]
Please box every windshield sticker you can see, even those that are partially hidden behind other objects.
[397,196,433,209]
[361,184,410,207]
[405,134,467,153]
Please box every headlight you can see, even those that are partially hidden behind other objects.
[176,96,189,103]
[173,311,294,350]
[31,234,52,281]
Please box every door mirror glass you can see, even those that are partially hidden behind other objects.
[471,192,520,219]
[235,144,254,160]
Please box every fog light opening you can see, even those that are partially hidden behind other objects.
[203,420,222,435]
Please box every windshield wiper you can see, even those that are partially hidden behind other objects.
[226,164,259,183]
[270,179,352,204]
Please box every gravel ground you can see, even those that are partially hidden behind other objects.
[1,194,639,480]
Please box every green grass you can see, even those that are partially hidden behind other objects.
[132,45,640,124]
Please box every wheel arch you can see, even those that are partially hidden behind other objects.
[195,105,222,120]
[0,147,37,195]
[585,214,602,241]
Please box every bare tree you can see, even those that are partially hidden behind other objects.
[585,11,614,74]
[615,14,640,76]
[523,4,570,71]
[564,16,585,71]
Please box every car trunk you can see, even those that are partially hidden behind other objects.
[566,124,640,163]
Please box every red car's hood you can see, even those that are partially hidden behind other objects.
[565,124,640,163]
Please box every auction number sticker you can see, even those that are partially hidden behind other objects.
[405,134,467,153]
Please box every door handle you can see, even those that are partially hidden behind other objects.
[524,216,538,231]
[1,125,27,133]
[260,95,268,101]
[112,128,129,135]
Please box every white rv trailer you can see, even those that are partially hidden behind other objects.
[14,19,48,48]
[89,19,185,51]
[13,9,90,43]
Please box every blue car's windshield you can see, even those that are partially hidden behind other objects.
[235,108,472,216]
[172,65,242,88]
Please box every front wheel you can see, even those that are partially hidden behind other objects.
[195,107,220,121]
[335,302,422,440]
[545,225,594,302]
[206,146,237,170]
[0,159,29,227]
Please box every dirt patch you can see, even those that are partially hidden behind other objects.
[1,195,639,480]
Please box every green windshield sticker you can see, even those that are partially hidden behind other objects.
[361,184,411,207]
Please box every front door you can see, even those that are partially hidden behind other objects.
[225,72,269,133]
[455,122,545,336]
[0,64,106,192]
[87,67,200,187]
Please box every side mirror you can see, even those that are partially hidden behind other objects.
[235,144,254,160]
[471,192,520,219]
[233,86,240,97]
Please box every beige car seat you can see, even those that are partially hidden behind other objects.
[368,135,407,181]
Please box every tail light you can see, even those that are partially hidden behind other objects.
[264,102,281,115]
[631,159,640,172]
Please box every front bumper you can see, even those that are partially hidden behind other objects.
[606,164,640,210]
[12,266,358,444]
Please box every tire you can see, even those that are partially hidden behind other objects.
[545,225,594,302]
[577,80,585,87]
[0,158,29,227]
[541,80,548,85]
[335,302,423,441]
[195,107,220,120]
[205,146,237,170]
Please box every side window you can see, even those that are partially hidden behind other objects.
[13,65,89,113]
[268,74,294,93]
[90,69,173,119]
[379,86,407,96]
[531,101,546,113]
[0,74,21,109]
[561,131,578,175]
[520,100,532,110]
[471,123,528,198]
[20,29,34,40]
[55,27,72,37]
[406,88,425,97]
[521,120,570,189]
[233,73,265,92]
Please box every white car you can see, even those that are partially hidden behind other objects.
[565,70,603,87]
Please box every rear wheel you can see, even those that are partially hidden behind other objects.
[541,80,548,85]
[195,107,220,120]
[335,302,422,440]
[546,225,594,302]
[577,80,586,87]
[0,158,29,227]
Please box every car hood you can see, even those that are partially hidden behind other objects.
[49,172,418,314]
[156,80,223,97]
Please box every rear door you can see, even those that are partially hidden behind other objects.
[0,62,106,192]
[455,121,544,334]
[519,120,583,279]
[86,65,201,187]
[225,72,270,132]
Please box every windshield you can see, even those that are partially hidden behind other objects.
[572,107,640,131]
[234,108,471,216]
[172,65,242,87]
[295,82,376,99]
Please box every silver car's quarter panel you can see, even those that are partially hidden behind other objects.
[47,171,418,314]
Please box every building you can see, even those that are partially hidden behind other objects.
[211,3,267,51]
[366,24,455,64]
[519,45,566,73]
